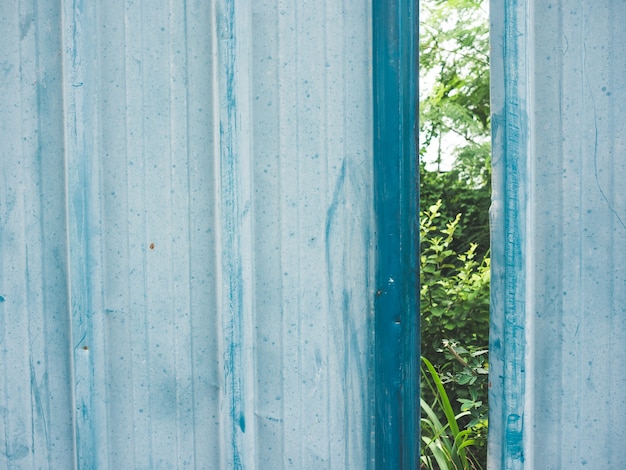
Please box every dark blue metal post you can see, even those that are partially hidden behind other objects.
[373,0,419,468]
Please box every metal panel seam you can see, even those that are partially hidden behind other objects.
[488,0,529,468]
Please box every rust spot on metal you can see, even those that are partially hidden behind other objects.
[149,243,155,250]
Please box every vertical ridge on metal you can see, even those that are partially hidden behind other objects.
[488,0,528,468]
[373,0,419,468]
[215,1,251,467]
[61,1,107,467]
[490,1,626,467]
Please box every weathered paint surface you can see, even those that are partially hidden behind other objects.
[490,1,626,468]
[0,0,417,468]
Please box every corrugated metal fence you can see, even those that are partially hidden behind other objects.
[5,0,624,468]
[1,1,417,468]
[489,1,626,468]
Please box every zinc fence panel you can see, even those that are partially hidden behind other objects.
[490,1,626,468]
[0,1,417,468]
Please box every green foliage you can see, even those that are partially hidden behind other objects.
[420,357,484,470]
[420,0,490,181]
[419,1,491,467]
[420,164,490,261]
[420,201,490,361]
[419,0,491,262]
[439,341,489,455]
[420,201,490,463]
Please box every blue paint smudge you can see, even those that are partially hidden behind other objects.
[3,442,29,460]
[506,413,524,461]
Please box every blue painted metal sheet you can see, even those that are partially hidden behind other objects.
[490,1,626,468]
[0,1,74,467]
[0,0,417,468]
